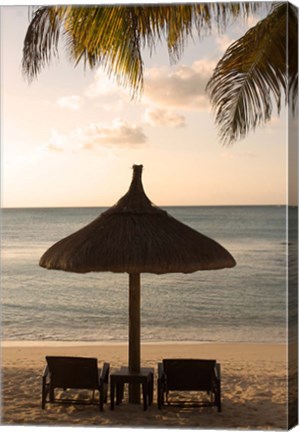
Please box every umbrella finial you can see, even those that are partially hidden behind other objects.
[132,164,143,185]
[132,164,143,175]
[104,164,157,213]
[129,164,145,194]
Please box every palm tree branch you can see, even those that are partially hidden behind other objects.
[207,2,297,144]
[22,6,67,80]
[22,3,264,95]
[63,6,145,95]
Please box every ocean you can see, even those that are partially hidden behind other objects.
[1,206,293,344]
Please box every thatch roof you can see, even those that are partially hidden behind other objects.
[39,165,236,274]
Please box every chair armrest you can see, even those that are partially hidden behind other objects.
[100,362,110,385]
[214,363,221,382]
[41,365,50,409]
[214,363,221,412]
[158,363,165,378]
[158,362,166,381]
[43,365,49,379]
[157,362,166,409]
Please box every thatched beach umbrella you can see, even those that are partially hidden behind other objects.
[40,164,236,400]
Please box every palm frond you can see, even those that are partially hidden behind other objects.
[63,6,144,96]
[22,3,264,95]
[22,6,66,80]
[206,2,298,144]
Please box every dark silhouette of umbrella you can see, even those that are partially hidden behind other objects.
[40,164,236,400]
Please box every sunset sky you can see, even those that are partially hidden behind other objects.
[1,4,296,208]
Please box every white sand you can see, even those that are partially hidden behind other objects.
[1,342,288,429]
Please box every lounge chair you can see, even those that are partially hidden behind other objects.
[41,356,110,411]
[157,358,221,411]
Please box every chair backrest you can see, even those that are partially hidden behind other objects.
[163,359,216,391]
[46,356,99,390]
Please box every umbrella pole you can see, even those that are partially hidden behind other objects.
[129,273,141,403]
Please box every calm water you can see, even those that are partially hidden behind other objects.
[1,206,293,343]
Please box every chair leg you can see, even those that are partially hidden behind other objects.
[142,382,148,411]
[216,384,221,412]
[110,381,116,410]
[41,381,47,409]
[104,383,108,403]
[148,375,153,406]
[100,389,104,411]
[49,386,55,403]
[116,384,123,405]
[217,393,221,412]
[157,379,165,409]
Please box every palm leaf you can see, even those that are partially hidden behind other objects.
[22,6,65,80]
[22,3,262,96]
[64,6,144,95]
[206,2,298,144]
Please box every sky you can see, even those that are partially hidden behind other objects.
[1,4,297,208]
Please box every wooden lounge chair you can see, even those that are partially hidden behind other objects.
[41,356,110,411]
[157,358,221,411]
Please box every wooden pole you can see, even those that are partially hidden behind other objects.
[128,273,141,403]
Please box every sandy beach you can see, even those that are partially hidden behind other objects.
[1,342,288,429]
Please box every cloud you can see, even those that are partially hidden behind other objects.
[55,71,127,113]
[215,35,234,53]
[44,129,68,152]
[144,59,215,111]
[45,142,65,153]
[83,61,216,115]
[84,69,131,112]
[84,120,147,148]
[84,70,122,99]
[144,108,186,128]
[56,95,83,111]
[45,120,147,153]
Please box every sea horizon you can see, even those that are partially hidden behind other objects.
[2,203,290,210]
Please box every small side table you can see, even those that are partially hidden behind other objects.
[110,367,154,411]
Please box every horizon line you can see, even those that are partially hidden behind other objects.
[1,203,292,210]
